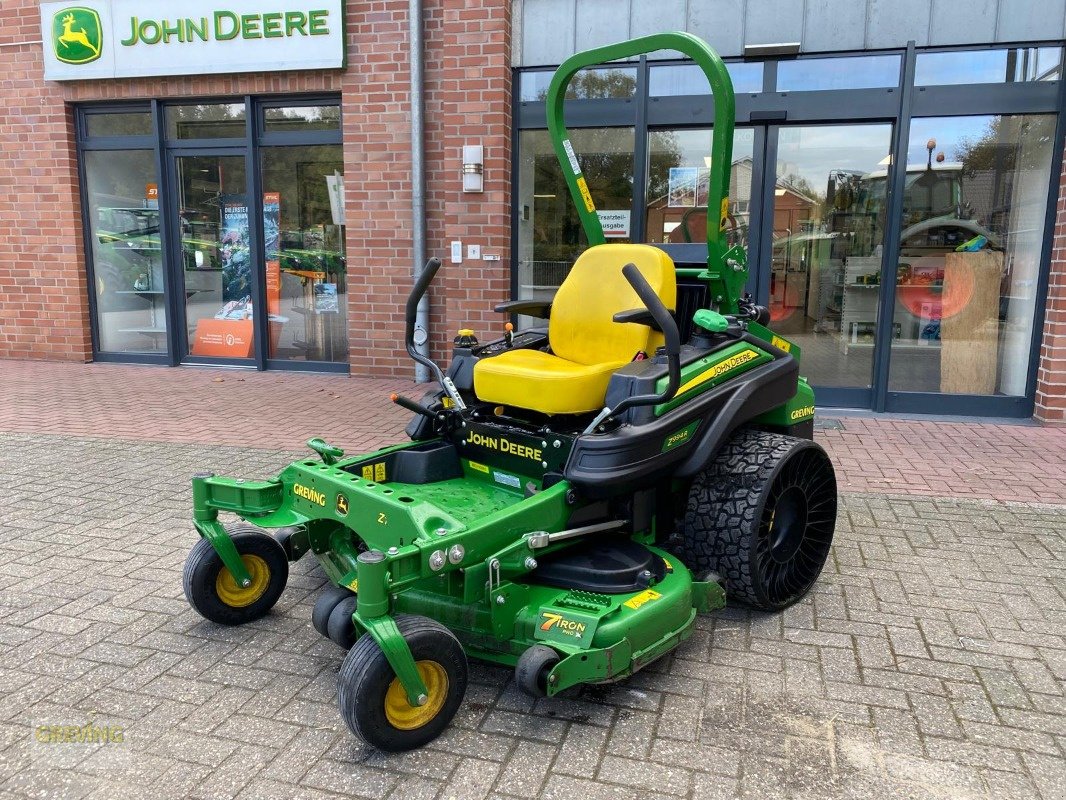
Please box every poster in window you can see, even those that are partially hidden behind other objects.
[668,167,697,208]
[221,195,251,303]
[263,192,281,314]
[314,282,339,313]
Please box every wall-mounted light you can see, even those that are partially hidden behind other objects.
[743,42,801,58]
[462,144,484,193]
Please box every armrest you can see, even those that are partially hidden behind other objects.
[494,300,552,319]
[612,307,663,332]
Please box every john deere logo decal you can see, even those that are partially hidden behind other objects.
[52,8,102,65]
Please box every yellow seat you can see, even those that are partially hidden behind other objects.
[473,244,676,414]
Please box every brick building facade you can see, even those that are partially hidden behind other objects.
[0,0,1063,422]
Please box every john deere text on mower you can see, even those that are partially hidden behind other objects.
[182,31,838,752]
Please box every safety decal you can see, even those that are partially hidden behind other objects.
[576,176,596,213]
[562,138,581,175]
[623,589,662,610]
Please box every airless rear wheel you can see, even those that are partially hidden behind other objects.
[337,615,467,752]
[676,429,837,611]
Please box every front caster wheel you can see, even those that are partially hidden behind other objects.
[183,525,289,625]
[337,615,467,752]
[515,645,560,697]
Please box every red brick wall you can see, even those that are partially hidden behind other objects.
[1035,152,1066,424]
[0,0,513,375]
[424,0,512,363]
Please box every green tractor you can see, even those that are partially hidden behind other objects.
[182,32,837,752]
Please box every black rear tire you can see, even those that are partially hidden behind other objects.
[676,429,837,611]
[337,615,467,752]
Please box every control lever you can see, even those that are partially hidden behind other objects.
[404,257,466,409]
[583,263,682,434]
[390,393,439,422]
[504,322,514,348]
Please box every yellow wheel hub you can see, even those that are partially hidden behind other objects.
[215,554,271,608]
[384,660,449,730]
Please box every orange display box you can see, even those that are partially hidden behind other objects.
[190,318,284,358]
[190,319,254,357]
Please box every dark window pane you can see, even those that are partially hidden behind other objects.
[261,145,348,362]
[166,103,246,139]
[915,47,1062,85]
[888,115,1056,396]
[768,124,894,389]
[264,105,341,133]
[84,150,165,354]
[777,55,900,91]
[519,67,637,101]
[516,128,634,315]
[648,62,763,96]
[645,127,754,249]
[85,112,152,137]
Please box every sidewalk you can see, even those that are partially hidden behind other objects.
[1,359,1064,800]
[1,359,1064,503]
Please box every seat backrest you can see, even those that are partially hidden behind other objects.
[549,244,677,367]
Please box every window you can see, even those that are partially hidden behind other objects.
[516,128,634,304]
[261,145,347,362]
[85,111,153,137]
[777,55,901,91]
[648,62,763,96]
[888,114,1056,396]
[166,103,247,139]
[84,150,164,354]
[915,47,1062,86]
[645,127,755,248]
[264,105,341,133]
[519,67,637,101]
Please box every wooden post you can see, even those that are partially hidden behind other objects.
[939,250,1004,394]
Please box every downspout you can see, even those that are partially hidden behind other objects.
[409,0,429,382]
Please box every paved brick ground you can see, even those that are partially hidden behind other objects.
[0,360,1064,799]
[2,360,1065,503]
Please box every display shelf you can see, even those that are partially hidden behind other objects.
[117,326,167,335]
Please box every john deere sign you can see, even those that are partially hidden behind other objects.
[40,1,345,81]
[52,8,103,65]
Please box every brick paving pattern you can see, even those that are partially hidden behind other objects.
[0,359,1064,799]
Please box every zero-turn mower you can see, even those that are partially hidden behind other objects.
[183,31,837,752]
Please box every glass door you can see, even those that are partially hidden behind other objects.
[759,123,895,405]
[171,153,254,362]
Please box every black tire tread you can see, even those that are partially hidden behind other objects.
[677,428,835,610]
[337,615,467,752]
[183,527,289,625]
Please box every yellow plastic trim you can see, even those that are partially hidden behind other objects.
[384,660,449,730]
[215,554,270,608]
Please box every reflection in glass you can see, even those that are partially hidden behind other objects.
[769,124,894,388]
[648,62,763,95]
[516,128,634,309]
[175,155,254,359]
[519,67,637,101]
[777,55,901,91]
[85,112,153,137]
[166,103,247,139]
[888,115,1055,395]
[915,47,1062,86]
[261,146,348,362]
[85,150,164,353]
[645,127,754,249]
[264,105,341,133]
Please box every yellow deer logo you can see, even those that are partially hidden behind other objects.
[52,8,102,65]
